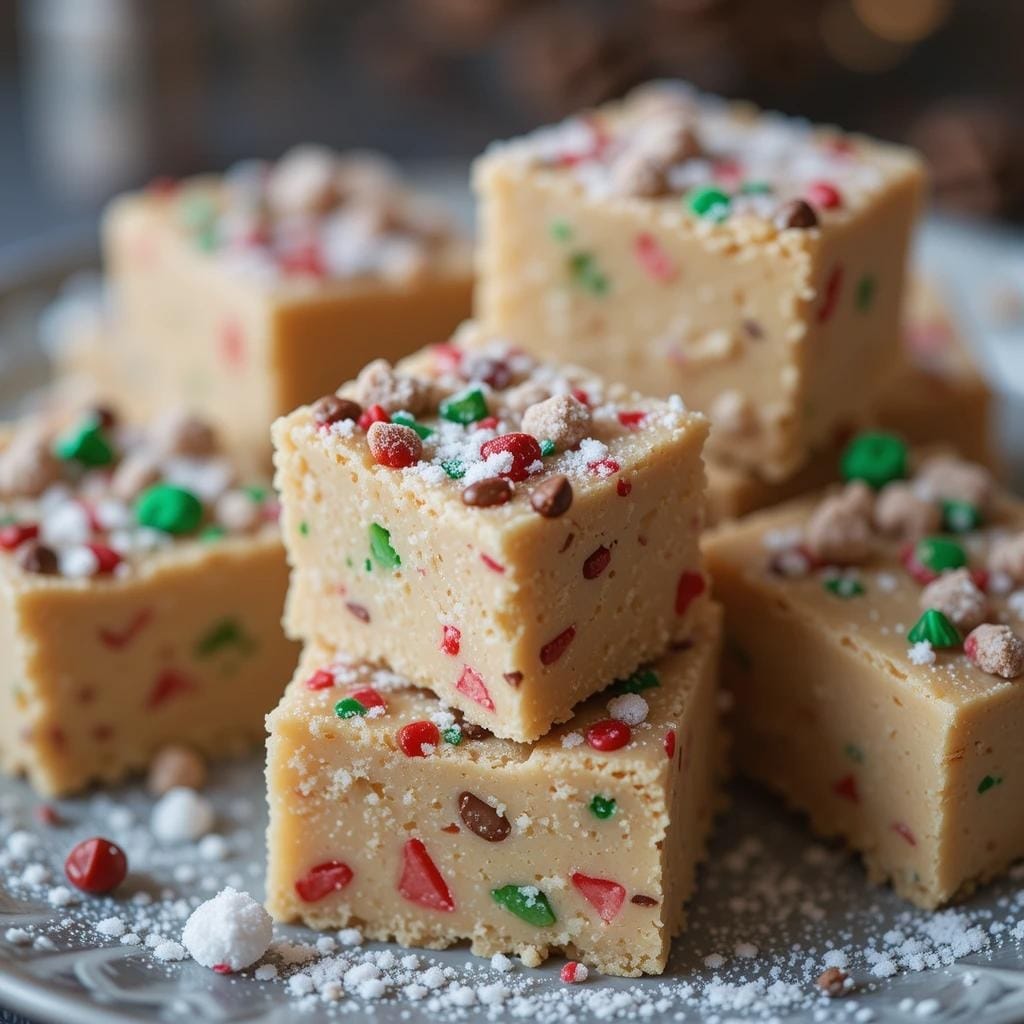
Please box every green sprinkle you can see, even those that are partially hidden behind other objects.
[299,521,309,537]
[136,484,203,535]
[825,577,865,598]
[369,522,400,569]
[568,251,609,296]
[612,667,660,694]
[440,388,489,425]
[844,743,865,764]
[840,431,907,490]
[589,795,616,820]
[855,274,877,312]
[740,180,773,195]
[364,558,373,572]
[539,439,556,457]
[244,484,268,503]
[195,617,253,658]
[549,219,573,243]
[490,885,556,927]
[179,191,216,230]
[54,415,114,467]
[442,726,462,745]
[978,774,1002,794]
[687,186,731,221]
[915,536,967,574]
[441,459,465,480]
[335,697,367,719]
[194,223,218,252]
[345,556,354,568]
[942,500,982,534]
[908,608,961,649]
[200,524,226,542]
[392,412,434,439]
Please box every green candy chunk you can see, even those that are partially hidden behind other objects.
[441,459,465,480]
[687,186,731,221]
[908,608,961,648]
[978,774,1002,794]
[568,252,609,296]
[915,536,967,574]
[244,484,268,503]
[200,524,226,542]
[490,885,556,927]
[549,219,573,243]
[539,439,556,457]
[392,412,434,439]
[612,667,660,694]
[195,617,252,658]
[136,484,203,535]
[855,274,876,312]
[942,500,982,534]
[369,522,400,569]
[440,389,488,425]
[844,743,865,764]
[54,416,114,468]
[740,180,772,195]
[589,795,616,820]
[824,577,865,598]
[298,521,309,537]
[442,726,462,745]
[335,697,367,719]
[840,431,907,490]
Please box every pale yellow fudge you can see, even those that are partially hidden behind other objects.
[0,405,297,795]
[272,328,710,742]
[91,148,472,465]
[474,81,925,480]
[265,602,722,976]
[705,434,1024,908]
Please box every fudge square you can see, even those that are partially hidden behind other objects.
[705,436,1024,908]
[0,405,297,796]
[101,146,472,464]
[265,602,722,976]
[474,81,925,480]
[272,328,710,742]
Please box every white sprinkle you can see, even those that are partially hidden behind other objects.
[908,641,936,666]
[606,693,649,725]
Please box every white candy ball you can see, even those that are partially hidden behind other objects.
[151,787,216,843]
[182,887,272,971]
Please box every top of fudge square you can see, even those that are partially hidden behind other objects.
[121,146,470,288]
[274,322,707,525]
[479,80,922,238]
[0,405,277,581]
[706,433,1024,708]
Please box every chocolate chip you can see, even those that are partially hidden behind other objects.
[774,199,818,230]
[17,542,58,575]
[462,478,512,508]
[458,791,511,842]
[631,894,658,906]
[503,671,523,688]
[312,394,362,427]
[345,601,370,623]
[531,474,573,518]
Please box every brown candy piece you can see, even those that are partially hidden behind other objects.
[462,478,513,508]
[17,542,59,575]
[775,199,818,230]
[147,744,207,796]
[816,967,850,997]
[458,791,511,842]
[312,395,362,428]
[631,894,658,907]
[530,474,573,518]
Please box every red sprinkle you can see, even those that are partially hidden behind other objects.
[571,388,591,407]
[295,860,354,902]
[281,242,326,278]
[712,157,743,185]
[146,668,194,709]
[664,730,676,760]
[540,626,576,665]
[350,686,387,712]
[480,553,505,574]
[892,822,917,847]
[833,774,860,803]
[87,543,122,575]
[440,625,461,656]
[64,837,127,894]
[477,416,500,430]
[807,180,842,209]
[561,962,587,984]
[585,719,631,752]
[480,433,543,483]
[0,523,38,550]
[616,478,632,497]
[358,404,390,431]
[582,546,611,579]
[675,570,706,616]
[398,838,455,912]
[97,608,153,650]
[633,233,677,283]
[456,666,495,712]
[212,964,233,975]
[818,265,844,324]
[34,805,61,827]
[219,319,245,369]
[617,410,647,429]
[398,720,441,757]
[571,872,626,923]
[588,458,620,478]
[346,601,371,623]
[305,669,336,691]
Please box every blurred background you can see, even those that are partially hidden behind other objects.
[2,0,1024,251]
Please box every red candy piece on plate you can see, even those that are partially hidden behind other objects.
[65,837,127,894]
[675,570,706,616]
[305,669,336,691]
[0,523,38,550]
[398,720,441,757]
[479,433,543,483]
[585,719,631,752]
[398,838,455,912]
[350,686,387,712]
[571,872,626,923]
[561,962,587,983]
[440,625,461,657]
[295,860,354,902]
[455,666,494,712]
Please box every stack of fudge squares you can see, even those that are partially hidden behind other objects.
[6,75,1024,981]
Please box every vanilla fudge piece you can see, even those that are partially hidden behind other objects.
[475,81,925,480]
[265,602,722,976]
[273,329,710,742]
[705,436,1024,907]
[0,406,297,795]
[97,148,472,464]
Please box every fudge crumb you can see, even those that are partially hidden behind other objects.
[816,966,851,997]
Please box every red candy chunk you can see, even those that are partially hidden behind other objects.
[367,422,422,468]
[663,729,676,760]
[65,837,127,894]
[212,964,233,975]
[281,242,326,278]
[633,233,676,283]
[588,458,621,479]
[0,523,38,551]
[616,479,632,497]
[807,180,842,209]
[540,626,576,666]
[398,720,441,757]
[456,666,494,712]
[585,719,631,752]
[571,872,626,923]
[350,686,387,712]
[440,625,461,657]
[147,668,194,708]
[833,774,859,803]
[582,546,611,580]
[561,962,588,983]
[358,404,390,431]
[480,553,506,574]
[88,543,122,575]
[892,822,916,847]
[675,570,706,616]
[571,388,591,407]
[305,669,336,691]
[964,632,979,662]
[398,838,455,912]
[295,860,354,902]
[480,433,543,483]
[431,342,463,374]
[617,410,647,429]
[817,265,844,324]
